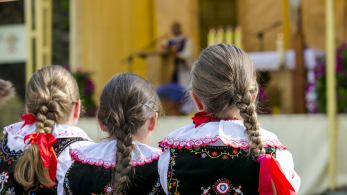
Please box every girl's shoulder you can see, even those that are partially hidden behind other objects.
[69,140,162,168]
[3,121,93,153]
[159,120,286,150]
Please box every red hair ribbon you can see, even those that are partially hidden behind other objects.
[24,133,58,185]
[20,114,37,128]
[258,154,297,195]
[192,111,238,128]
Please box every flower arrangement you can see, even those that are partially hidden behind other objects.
[64,65,97,117]
[306,44,347,113]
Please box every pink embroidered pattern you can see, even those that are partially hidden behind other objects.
[158,134,287,150]
[5,125,91,140]
[70,149,162,168]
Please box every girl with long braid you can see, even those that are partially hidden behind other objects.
[61,73,165,195]
[0,65,93,194]
[158,44,301,194]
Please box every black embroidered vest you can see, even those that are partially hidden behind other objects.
[0,134,89,195]
[166,145,277,195]
[64,159,165,195]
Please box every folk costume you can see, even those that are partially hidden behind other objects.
[61,140,165,195]
[0,114,93,195]
[158,112,301,195]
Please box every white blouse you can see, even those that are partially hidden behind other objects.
[157,120,301,194]
[58,140,162,195]
[3,121,94,195]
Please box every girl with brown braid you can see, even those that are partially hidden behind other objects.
[158,44,301,194]
[0,65,93,195]
[61,73,165,195]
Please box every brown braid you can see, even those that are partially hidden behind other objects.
[190,44,265,156]
[14,65,80,188]
[97,73,161,195]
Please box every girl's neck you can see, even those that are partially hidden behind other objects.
[214,108,243,120]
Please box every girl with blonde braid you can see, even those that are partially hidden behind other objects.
[0,65,93,194]
[158,44,301,194]
[61,73,165,195]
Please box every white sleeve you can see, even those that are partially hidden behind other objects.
[276,149,301,193]
[158,149,170,195]
[56,140,93,195]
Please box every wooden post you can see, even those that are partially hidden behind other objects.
[25,0,34,84]
[292,5,306,113]
[326,0,337,190]
[25,0,52,84]
[282,0,290,50]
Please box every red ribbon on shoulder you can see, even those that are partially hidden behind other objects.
[20,114,37,128]
[192,111,238,128]
[258,154,297,195]
[24,133,58,185]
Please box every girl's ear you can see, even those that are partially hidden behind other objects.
[190,91,204,111]
[97,119,108,132]
[251,91,258,102]
[74,100,81,118]
[148,112,158,131]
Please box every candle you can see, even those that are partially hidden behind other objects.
[234,26,242,49]
[207,28,216,46]
[277,32,284,68]
[215,27,224,44]
[225,26,233,45]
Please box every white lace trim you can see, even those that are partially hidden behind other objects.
[3,121,92,152]
[4,121,91,140]
[158,120,287,150]
[70,140,162,168]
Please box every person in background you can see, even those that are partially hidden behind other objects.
[0,79,15,105]
[61,73,165,195]
[164,22,193,88]
[0,65,93,194]
[158,44,300,194]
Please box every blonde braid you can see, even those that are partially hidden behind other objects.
[14,65,80,188]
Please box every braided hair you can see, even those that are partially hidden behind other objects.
[190,44,265,156]
[0,79,15,105]
[97,73,161,195]
[14,65,80,188]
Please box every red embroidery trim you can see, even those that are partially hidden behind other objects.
[69,149,162,168]
[158,135,287,150]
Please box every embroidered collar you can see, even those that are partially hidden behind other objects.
[70,140,162,168]
[3,121,92,152]
[192,111,238,128]
[158,120,286,150]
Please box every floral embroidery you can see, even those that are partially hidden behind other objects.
[233,186,243,195]
[0,171,9,192]
[64,162,74,195]
[104,184,114,194]
[201,187,211,195]
[213,179,233,195]
[269,147,276,157]
[148,178,161,195]
[0,135,22,163]
[190,146,242,159]
[168,148,179,194]
[54,137,90,157]
[5,187,14,195]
